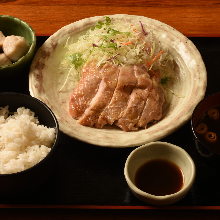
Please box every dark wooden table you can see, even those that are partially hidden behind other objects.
[1,0,220,219]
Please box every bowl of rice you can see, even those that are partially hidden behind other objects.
[0,92,59,196]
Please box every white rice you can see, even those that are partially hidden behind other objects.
[0,106,56,174]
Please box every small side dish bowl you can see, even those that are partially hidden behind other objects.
[191,92,220,155]
[0,92,59,197]
[124,142,196,205]
[0,15,36,78]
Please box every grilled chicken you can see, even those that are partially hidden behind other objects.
[78,63,119,127]
[69,62,165,131]
[69,62,103,119]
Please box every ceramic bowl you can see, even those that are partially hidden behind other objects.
[29,14,206,147]
[0,15,36,79]
[0,92,59,197]
[191,92,220,156]
[124,142,196,205]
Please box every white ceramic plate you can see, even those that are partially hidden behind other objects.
[29,14,207,147]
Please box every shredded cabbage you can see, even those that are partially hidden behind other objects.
[59,16,175,91]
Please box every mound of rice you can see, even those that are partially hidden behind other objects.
[0,106,56,174]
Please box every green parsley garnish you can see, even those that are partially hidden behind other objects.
[69,53,85,69]
[105,16,111,25]
[93,16,112,30]
[100,41,118,50]
[107,28,121,36]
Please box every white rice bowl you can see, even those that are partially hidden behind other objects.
[0,106,55,174]
[29,14,207,147]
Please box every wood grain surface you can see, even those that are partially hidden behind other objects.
[1,0,220,36]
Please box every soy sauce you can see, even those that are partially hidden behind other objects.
[135,159,184,196]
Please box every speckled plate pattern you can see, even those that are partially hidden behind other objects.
[29,14,207,147]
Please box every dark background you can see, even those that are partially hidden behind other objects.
[0,37,220,207]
